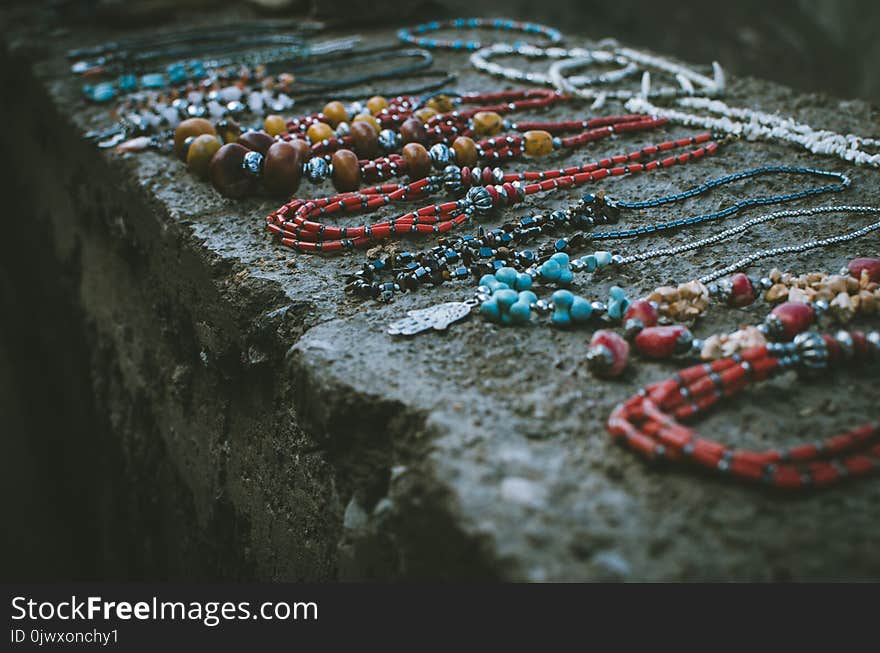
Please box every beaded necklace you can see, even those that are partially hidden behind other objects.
[607,329,880,490]
[355,166,849,300]
[398,18,563,51]
[626,96,880,168]
[266,133,718,253]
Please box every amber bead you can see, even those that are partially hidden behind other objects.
[186,134,221,179]
[352,113,381,135]
[523,130,554,157]
[402,142,431,179]
[237,130,274,156]
[400,118,428,145]
[263,114,287,137]
[322,101,349,127]
[472,111,503,137]
[452,136,479,167]
[174,118,216,161]
[414,107,437,123]
[216,118,241,144]
[306,121,335,143]
[350,121,379,159]
[425,94,454,112]
[210,143,255,198]
[263,141,303,196]
[331,149,360,192]
[366,95,388,115]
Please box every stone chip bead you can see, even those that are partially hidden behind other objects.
[306,121,335,143]
[452,136,479,167]
[210,142,255,198]
[263,140,304,196]
[330,149,360,192]
[402,142,432,180]
[350,120,379,159]
[523,130,554,157]
[185,133,222,179]
[237,130,275,156]
[472,111,503,137]
[400,118,428,145]
[174,117,216,161]
[263,114,287,137]
[322,101,349,127]
[587,330,630,378]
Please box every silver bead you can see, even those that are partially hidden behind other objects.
[491,167,504,184]
[793,331,828,371]
[465,186,493,214]
[429,143,453,169]
[226,101,245,115]
[335,121,351,137]
[866,331,880,361]
[834,330,854,359]
[585,344,614,375]
[305,157,331,184]
[442,165,464,194]
[762,313,785,340]
[378,128,401,153]
[242,151,264,178]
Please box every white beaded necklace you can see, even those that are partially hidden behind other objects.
[625,95,880,168]
[470,42,724,108]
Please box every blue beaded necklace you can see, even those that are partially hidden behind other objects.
[398,17,563,51]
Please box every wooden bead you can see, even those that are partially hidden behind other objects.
[366,95,388,114]
[322,101,349,127]
[331,149,360,192]
[174,118,216,161]
[400,118,428,145]
[236,130,274,155]
[402,142,431,180]
[350,121,379,158]
[263,114,287,137]
[307,121,335,143]
[185,133,221,179]
[263,141,303,196]
[414,107,437,123]
[472,111,503,137]
[210,143,255,198]
[523,130,554,157]
[425,94,454,112]
[352,113,381,135]
[452,136,478,167]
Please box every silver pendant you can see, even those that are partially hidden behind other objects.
[387,301,474,336]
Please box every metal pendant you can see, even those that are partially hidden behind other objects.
[387,301,474,336]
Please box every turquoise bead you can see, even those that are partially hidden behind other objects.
[606,286,631,321]
[550,252,570,266]
[595,251,613,266]
[539,258,562,281]
[479,274,497,287]
[609,286,626,300]
[558,268,573,286]
[570,296,593,323]
[480,298,501,321]
[518,290,537,305]
[508,299,531,323]
[515,272,532,291]
[581,254,598,272]
[88,82,116,102]
[551,289,574,327]
[495,267,518,286]
[494,289,518,309]
[140,73,166,88]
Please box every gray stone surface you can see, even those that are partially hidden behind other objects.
[2,8,879,581]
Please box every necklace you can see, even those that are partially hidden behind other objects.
[397,18,563,51]
[607,329,880,490]
[267,133,717,253]
[355,166,848,300]
[386,209,879,337]
[625,96,880,168]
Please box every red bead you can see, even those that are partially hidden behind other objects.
[848,257,880,283]
[727,273,755,307]
[634,325,691,359]
[587,330,630,378]
[623,299,658,334]
[769,302,815,340]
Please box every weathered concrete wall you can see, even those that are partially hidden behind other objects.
[1,8,879,581]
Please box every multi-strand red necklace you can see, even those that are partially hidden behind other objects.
[266,132,719,253]
[608,329,880,490]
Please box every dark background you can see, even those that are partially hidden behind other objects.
[1,0,878,581]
